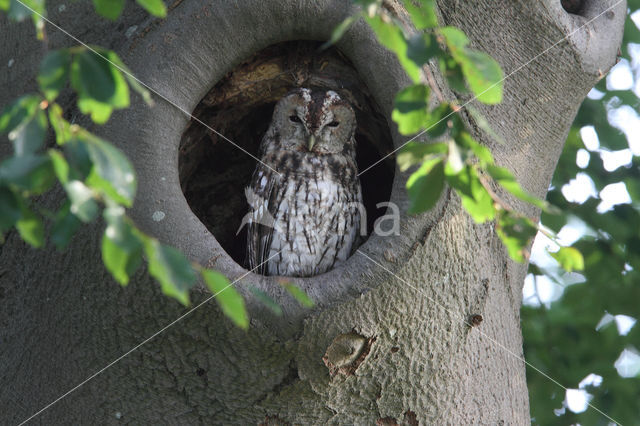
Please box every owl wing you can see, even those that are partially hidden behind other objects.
[246,166,280,275]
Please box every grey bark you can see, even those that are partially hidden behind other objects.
[0,0,624,424]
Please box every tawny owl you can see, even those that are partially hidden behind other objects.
[245,88,363,277]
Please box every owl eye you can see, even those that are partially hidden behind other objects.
[289,115,302,123]
[327,121,340,127]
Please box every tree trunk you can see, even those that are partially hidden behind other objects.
[0,0,624,423]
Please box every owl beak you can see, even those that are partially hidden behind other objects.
[307,135,316,151]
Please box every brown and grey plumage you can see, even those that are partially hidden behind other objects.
[246,88,363,277]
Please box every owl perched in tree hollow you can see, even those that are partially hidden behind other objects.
[245,88,363,277]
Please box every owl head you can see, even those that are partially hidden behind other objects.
[265,88,357,156]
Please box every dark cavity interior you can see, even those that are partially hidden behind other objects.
[179,41,395,270]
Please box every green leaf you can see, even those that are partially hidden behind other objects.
[15,204,44,248]
[423,102,456,139]
[51,201,82,249]
[397,141,447,172]
[365,15,421,83]
[202,269,249,329]
[281,282,315,308]
[392,84,430,135]
[0,0,9,11]
[486,164,546,209]
[145,239,196,306]
[406,33,440,66]
[78,133,136,206]
[48,103,73,144]
[438,56,468,94]
[321,14,359,49]
[496,212,537,262]
[37,50,71,102]
[462,50,503,104]
[64,180,99,222]
[453,131,494,165]
[0,95,40,134]
[48,149,70,184]
[445,165,495,222]
[402,0,437,29]
[439,26,503,104]
[466,105,505,145]
[406,157,445,214]
[135,0,166,18]
[102,50,154,106]
[70,49,130,123]
[550,247,584,272]
[9,108,48,156]
[0,154,55,194]
[249,286,283,316]
[102,207,143,285]
[64,138,93,180]
[7,0,44,21]
[0,186,21,237]
[92,0,125,20]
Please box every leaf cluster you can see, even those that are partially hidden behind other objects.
[329,0,583,270]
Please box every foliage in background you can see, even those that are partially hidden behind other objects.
[331,0,583,270]
[336,1,638,424]
[522,2,640,424]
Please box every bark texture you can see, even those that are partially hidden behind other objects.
[0,0,624,424]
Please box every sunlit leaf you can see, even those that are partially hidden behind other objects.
[402,0,437,29]
[406,157,445,214]
[249,286,283,316]
[392,84,429,135]
[463,50,503,104]
[38,50,71,101]
[145,239,196,306]
[135,0,166,18]
[70,49,130,123]
[104,50,153,106]
[48,149,70,183]
[202,269,249,329]
[281,282,315,308]
[102,207,143,285]
[78,133,136,206]
[445,164,495,222]
[550,246,584,272]
[365,15,421,83]
[453,131,494,165]
[92,0,125,20]
[439,26,503,104]
[64,180,99,222]
[48,103,73,145]
[51,201,81,249]
[397,141,447,172]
